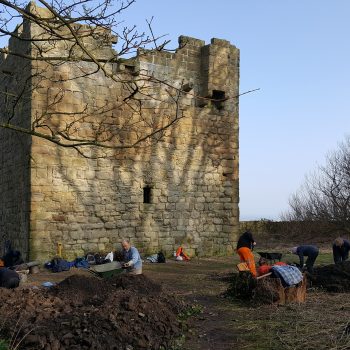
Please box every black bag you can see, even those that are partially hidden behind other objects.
[94,253,104,265]
[157,252,166,263]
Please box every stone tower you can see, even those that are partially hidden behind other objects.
[0,3,240,261]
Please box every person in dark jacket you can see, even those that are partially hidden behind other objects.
[236,231,257,277]
[237,231,256,251]
[291,245,319,273]
[0,268,20,289]
[333,237,350,264]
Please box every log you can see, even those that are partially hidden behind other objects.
[255,275,307,305]
[256,272,272,280]
[285,276,307,303]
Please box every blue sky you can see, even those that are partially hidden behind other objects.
[119,0,350,220]
[3,1,349,220]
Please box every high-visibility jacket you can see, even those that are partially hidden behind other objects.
[176,246,190,261]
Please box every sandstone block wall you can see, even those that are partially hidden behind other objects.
[0,5,240,261]
[0,20,32,259]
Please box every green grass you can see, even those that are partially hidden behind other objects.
[277,252,333,266]
[178,304,204,321]
[228,251,334,271]
[245,251,334,267]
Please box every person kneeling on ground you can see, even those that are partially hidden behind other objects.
[121,239,142,275]
[333,237,350,264]
[257,258,287,276]
[175,246,190,261]
[236,230,257,277]
[291,245,319,274]
[0,268,20,289]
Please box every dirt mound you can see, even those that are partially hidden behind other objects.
[310,261,350,292]
[111,274,163,295]
[51,274,109,305]
[0,274,186,349]
[226,272,257,300]
[225,272,306,305]
[226,272,280,304]
[50,274,162,306]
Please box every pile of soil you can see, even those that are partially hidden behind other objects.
[226,272,305,305]
[226,272,281,304]
[310,261,350,292]
[0,274,186,350]
[225,272,257,300]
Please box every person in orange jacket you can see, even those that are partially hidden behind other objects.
[175,246,190,261]
[236,231,257,277]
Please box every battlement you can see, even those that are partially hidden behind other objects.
[22,2,117,61]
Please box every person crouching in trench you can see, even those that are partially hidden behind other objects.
[121,239,142,275]
[236,231,257,277]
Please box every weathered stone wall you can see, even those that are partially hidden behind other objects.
[0,20,32,259]
[1,4,240,261]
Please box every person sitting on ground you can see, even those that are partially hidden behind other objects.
[236,230,257,277]
[291,245,319,274]
[0,268,20,289]
[175,246,190,261]
[333,237,350,264]
[121,239,142,275]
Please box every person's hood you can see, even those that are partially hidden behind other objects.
[291,246,298,254]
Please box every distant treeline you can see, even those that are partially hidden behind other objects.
[239,220,349,248]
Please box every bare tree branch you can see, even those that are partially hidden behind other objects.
[282,136,350,233]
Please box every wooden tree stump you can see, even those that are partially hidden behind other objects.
[254,274,307,305]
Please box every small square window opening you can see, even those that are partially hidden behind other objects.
[212,90,225,110]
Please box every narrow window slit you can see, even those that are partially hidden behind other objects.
[143,186,152,204]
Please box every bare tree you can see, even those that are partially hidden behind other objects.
[282,136,350,234]
[0,0,202,158]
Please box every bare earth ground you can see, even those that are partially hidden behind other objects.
[27,254,350,350]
